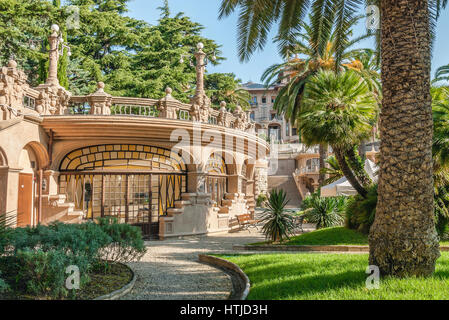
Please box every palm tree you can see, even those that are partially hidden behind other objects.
[220,0,447,277]
[433,63,449,84]
[260,16,374,187]
[299,70,378,197]
[320,155,343,185]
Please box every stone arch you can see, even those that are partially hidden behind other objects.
[22,141,50,170]
[202,150,237,175]
[59,144,186,173]
[0,147,8,167]
[242,158,256,181]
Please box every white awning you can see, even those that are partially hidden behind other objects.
[321,159,378,197]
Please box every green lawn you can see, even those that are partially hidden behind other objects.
[250,227,369,246]
[217,252,449,300]
[285,227,368,245]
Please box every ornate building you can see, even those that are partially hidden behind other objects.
[0,26,269,239]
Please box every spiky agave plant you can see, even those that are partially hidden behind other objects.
[260,189,296,243]
[301,194,345,229]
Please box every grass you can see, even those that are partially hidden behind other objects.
[251,226,449,246]
[250,227,369,246]
[217,252,449,300]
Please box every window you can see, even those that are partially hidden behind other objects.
[262,97,267,104]
[252,96,258,104]
[250,112,255,121]
[271,96,276,103]
[292,128,297,136]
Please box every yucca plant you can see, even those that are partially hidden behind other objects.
[260,189,295,243]
[0,210,15,237]
[0,210,15,294]
[301,194,345,229]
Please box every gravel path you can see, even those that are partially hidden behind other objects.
[122,222,316,300]
[121,230,265,300]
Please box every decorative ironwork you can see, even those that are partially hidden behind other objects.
[60,144,186,172]
[59,144,187,237]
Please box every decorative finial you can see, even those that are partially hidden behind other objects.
[220,101,227,110]
[197,42,204,50]
[165,87,173,95]
[51,24,60,33]
[7,59,17,68]
[97,82,105,90]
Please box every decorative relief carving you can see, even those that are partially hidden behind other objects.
[190,92,210,123]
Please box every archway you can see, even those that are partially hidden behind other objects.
[58,144,187,238]
[204,152,229,207]
[17,144,43,227]
[268,124,281,142]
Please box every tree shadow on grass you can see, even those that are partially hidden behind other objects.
[247,270,367,300]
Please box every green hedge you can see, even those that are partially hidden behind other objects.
[0,219,146,299]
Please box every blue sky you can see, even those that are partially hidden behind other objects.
[127,0,449,83]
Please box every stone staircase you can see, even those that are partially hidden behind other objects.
[41,194,85,225]
[267,175,303,208]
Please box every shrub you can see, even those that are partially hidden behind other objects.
[0,272,9,294]
[260,189,296,243]
[301,194,346,229]
[256,194,268,207]
[0,249,88,299]
[0,220,147,298]
[6,222,111,265]
[96,217,147,263]
[345,184,378,234]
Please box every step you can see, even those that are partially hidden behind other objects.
[221,199,234,206]
[218,207,230,214]
[44,209,70,224]
[167,208,184,216]
[175,200,191,208]
[61,215,83,224]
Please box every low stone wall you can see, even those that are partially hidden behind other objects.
[198,254,250,300]
[94,264,136,300]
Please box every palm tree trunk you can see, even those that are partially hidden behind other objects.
[345,147,372,187]
[358,141,367,161]
[369,0,440,277]
[334,147,367,198]
[319,143,329,187]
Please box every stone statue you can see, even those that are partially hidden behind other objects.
[217,101,231,127]
[233,105,248,130]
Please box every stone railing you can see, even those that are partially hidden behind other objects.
[65,84,256,133]
[0,59,257,134]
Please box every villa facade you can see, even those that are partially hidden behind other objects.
[242,81,300,144]
[0,26,269,239]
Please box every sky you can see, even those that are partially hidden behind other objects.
[127,0,449,84]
